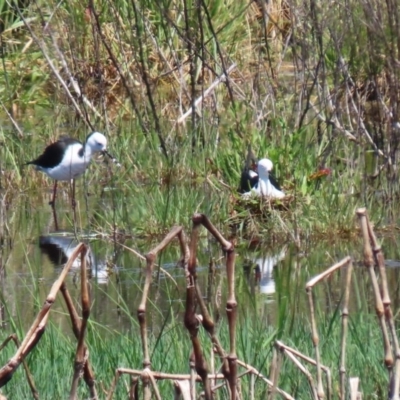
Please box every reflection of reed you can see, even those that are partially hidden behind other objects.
[39,235,110,284]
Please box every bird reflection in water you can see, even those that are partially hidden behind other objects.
[244,247,287,296]
[39,235,112,284]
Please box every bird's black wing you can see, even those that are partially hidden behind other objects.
[269,173,282,191]
[27,137,81,169]
[239,170,259,193]
[238,145,259,193]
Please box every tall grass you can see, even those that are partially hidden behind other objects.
[1,0,399,235]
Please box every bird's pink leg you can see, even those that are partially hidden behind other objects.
[71,179,76,209]
[49,181,58,206]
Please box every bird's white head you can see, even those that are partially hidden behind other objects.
[257,158,274,178]
[86,132,107,153]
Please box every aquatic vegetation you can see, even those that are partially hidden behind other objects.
[0,210,398,399]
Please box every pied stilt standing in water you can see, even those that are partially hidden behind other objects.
[27,131,117,206]
[241,158,285,199]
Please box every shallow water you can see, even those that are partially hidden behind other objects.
[2,188,400,340]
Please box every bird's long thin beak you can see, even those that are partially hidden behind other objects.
[103,150,121,167]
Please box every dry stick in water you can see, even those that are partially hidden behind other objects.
[192,213,238,400]
[349,377,361,400]
[280,346,319,400]
[107,227,190,400]
[0,244,85,387]
[186,217,213,400]
[108,216,282,399]
[367,216,400,388]
[0,335,38,399]
[70,246,93,400]
[190,221,230,379]
[60,282,96,397]
[140,226,186,400]
[268,347,281,400]
[235,359,294,400]
[339,258,353,400]
[356,209,393,370]
[275,341,332,398]
[359,208,400,399]
[306,256,352,400]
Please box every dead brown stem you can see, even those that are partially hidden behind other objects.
[185,217,212,400]
[70,245,97,400]
[340,259,353,400]
[60,282,97,397]
[306,256,351,399]
[356,208,393,370]
[0,335,38,399]
[359,208,400,398]
[0,243,85,387]
[191,213,238,399]
[136,226,188,398]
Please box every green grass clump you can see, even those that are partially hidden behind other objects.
[0,301,390,398]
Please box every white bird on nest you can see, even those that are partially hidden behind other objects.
[241,158,285,199]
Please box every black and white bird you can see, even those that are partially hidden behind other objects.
[241,157,285,199]
[238,146,259,194]
[27,132,115,206]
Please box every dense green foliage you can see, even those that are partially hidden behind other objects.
[0,0,399,236]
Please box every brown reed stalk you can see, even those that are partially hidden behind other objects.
[189,353,196,399]
[110,367,226,381]
[107,370,121,400]
[305,287,323,398]
[235,359,295,400]
[0,243,85,387]
[129,376,139,399]
[148,372,162,400]
[282,346,319,399]
[356,209,393,369]
[340,258,353,400]
[107,365,228,399]
[268,347,282,400]
[274,341,332,387]
[349,377,362,400]
[275,341,329,400]
[137,226,188,398]
[249,371,254,400]
[174,380,191,399]
[70,245,95,400]
[60,282,97,396]
[305,256,352,400]
[191,213,238,399]
[108,215,281,398]
[358,208,400,398]
[0,335,38,399]
[185,217,213,400]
